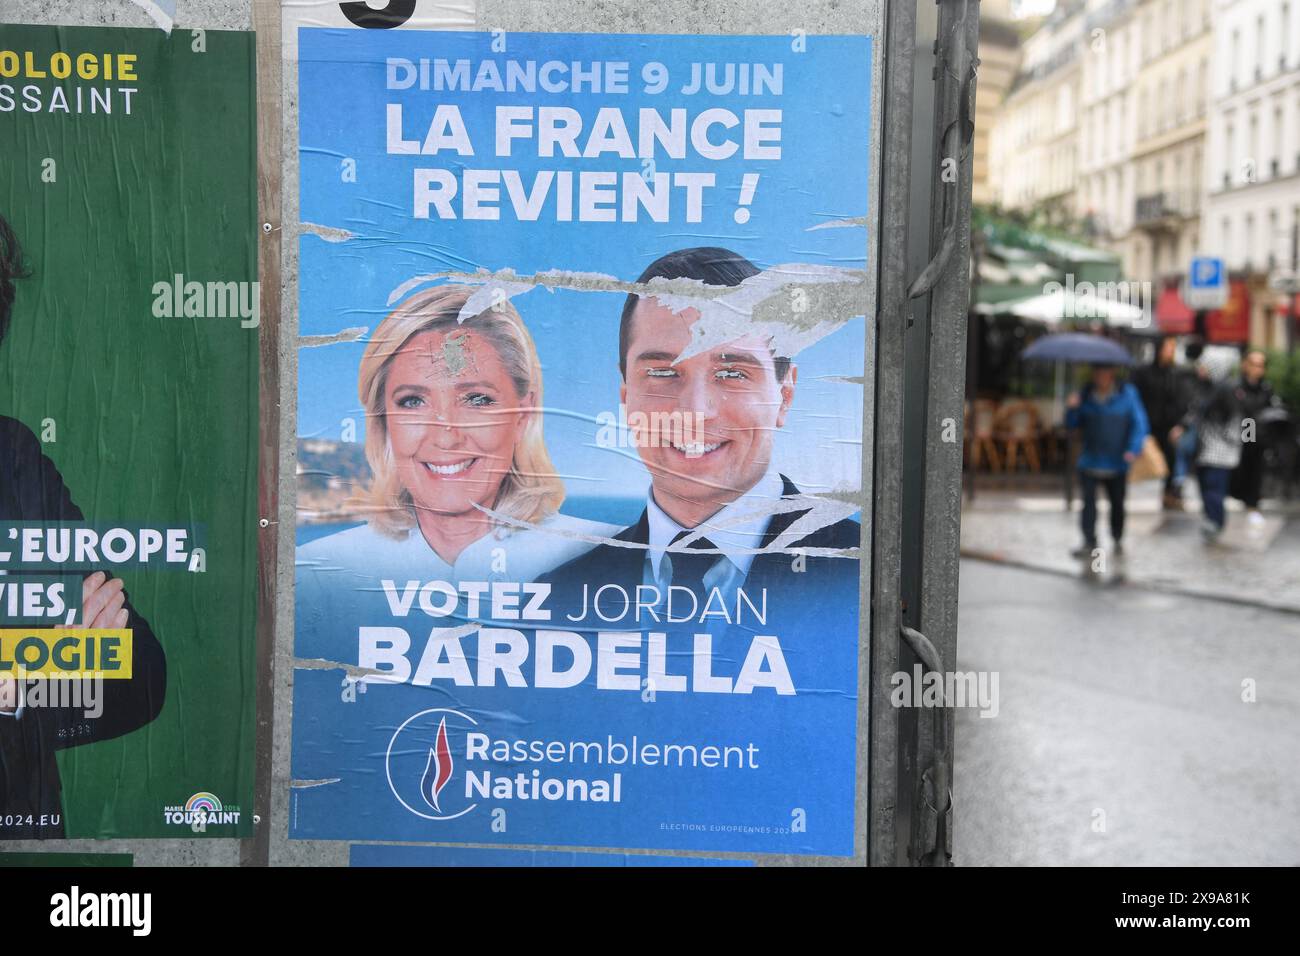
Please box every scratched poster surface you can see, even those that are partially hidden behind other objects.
[292,28,870,856]
[348,843,751,867]
[0,24,259,839]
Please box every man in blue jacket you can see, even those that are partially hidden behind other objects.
[1065,364,1150,558]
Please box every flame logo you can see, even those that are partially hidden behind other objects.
[387,707,478,821]
[419,717,454,813]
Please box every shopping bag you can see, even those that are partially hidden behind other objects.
[1128,435,1169,483]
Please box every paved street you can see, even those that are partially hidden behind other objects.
[961,484,1300,612]
[954,558,1300,866]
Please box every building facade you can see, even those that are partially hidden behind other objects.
[1201,0,1300,349]
[988,0,1085,221]
[1075,0,1141,264]
[1122,0,1212,287]
[973,0,1024,205]
[1070,0,1213,318]
[987,0,1300,349]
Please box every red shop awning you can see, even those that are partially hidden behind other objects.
[1155,284,1195,334]
[1206,278,1251,344]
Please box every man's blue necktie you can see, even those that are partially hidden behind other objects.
[667,531,718,600]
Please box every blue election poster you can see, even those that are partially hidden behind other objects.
[292,28,871,856]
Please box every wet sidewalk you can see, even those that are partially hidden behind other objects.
[960,483,1300,614]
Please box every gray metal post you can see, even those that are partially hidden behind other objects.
[870,0,979,867]
[915,0,979,867]
[869,0,920,867]
[241,0,284,869]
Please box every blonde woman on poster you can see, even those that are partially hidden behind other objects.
[297,284,612,585]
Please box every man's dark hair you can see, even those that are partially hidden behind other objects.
[618,246,790,381]
[0,214,28,348]
[1152,334,1177,366]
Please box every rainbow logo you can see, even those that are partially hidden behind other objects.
[185,792,223,814]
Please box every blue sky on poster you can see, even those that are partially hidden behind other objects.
[297,29,871,501]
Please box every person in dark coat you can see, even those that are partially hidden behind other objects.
[1133,335,1195,509]
[0,214,166,838]
[1229,349,1282,528]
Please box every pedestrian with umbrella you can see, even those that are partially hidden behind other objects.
[1024,334,1149,559]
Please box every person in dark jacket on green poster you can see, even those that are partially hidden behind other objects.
[0,214,166,839]
[1065,364,1150,559]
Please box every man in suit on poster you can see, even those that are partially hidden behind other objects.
[541,246,859,624]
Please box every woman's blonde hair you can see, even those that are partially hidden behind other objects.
[353,284,564,538]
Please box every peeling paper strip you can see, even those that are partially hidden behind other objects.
[300,221,356,243]
[299,326,368,348]
[474,501,860,560]
[130,0,176,34]
[817,374,868,385]
[806,216,869,231]
[653,263,867,364]
[387,263,869,362]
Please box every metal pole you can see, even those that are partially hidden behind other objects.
[871,0,979,866]
[240,0,283,868]
[913,0,980,867]
[869,0,922,867]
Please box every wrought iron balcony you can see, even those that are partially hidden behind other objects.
[1134,191,1196,229]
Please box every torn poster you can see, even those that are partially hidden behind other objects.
[0,25,259,839]
[292,28,871,856]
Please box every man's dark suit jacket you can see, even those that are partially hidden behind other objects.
[539,475,860,632]
[0,416,166,839]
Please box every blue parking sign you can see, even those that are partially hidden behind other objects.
[1190,257,1224,289]
[1186,256,1227,309]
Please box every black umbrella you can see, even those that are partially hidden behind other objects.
[1021,332,1134,366]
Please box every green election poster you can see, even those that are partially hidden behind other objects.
[0,24,259,839]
